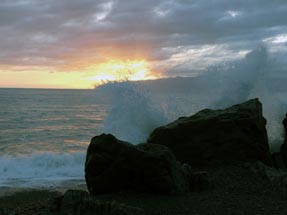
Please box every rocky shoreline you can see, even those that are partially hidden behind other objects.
[2,164,287,215]
[1,98,287,215]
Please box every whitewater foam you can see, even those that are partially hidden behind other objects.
[98,44,287,149]
[100,82,170,143]
[0,152,85,187]
[0,45,286,188]
[206,45,286,149]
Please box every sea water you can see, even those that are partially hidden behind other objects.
[0,87,210,188]
[0,88,109,187]
[0,46,286,188]
[0,85,285,188]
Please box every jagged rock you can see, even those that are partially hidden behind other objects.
[189,171,210,192]
[247,162,287,187]
[148,98,272,167]
[48,189,145,215]
[272,152,285,169]
[48,195,63,213]
[180,164,210,192]
[85,134,190,195]
[283,113,287,145]
[270,113,287,170]
[60,190,89,213]
[0,209,12,215]
[280,113,287,166]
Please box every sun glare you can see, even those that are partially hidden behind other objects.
[0,59,159,89]
[87,59,157,84]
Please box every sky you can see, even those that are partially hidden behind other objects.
[0,0,287,89]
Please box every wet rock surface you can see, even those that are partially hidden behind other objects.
[279,114,287,167]
[47,189,145,215]
[148,98,272,167]
[4,99,287,215]
[85,134,191,195]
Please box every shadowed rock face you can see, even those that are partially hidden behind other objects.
[48,189,145,215]
[85,134,190,195]
[148,98,272,167]
[280,114,287,167]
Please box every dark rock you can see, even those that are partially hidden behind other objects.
[148,98,272,167]
[85,134,136,194]
[283,113,287,144]
[272,152,285,169]
[48,194,63,213]
[60,189,89,213]
[0,209,12,215]
[132,143,190,194]
[85,134,190,195]
[180,163,210,192]
[280,113,287,166]
[189,171,210,192]
[247,162,287,187]
[48,189,144,215]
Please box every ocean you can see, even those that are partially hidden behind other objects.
[0,86,211,188]
[0,88,109,188]
[0,74,285,188]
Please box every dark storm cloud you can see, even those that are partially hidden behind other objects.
[0,0,286,73]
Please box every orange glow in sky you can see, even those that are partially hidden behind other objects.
[87,59,156,83]
[0,59,159,89]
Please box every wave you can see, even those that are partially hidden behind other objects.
[96,44,287,149]
[99,82,169,143]
[0,152,85,187]
[204,45,286,150]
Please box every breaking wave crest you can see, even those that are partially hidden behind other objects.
[99,82,169,143]
[97,45,287,149]
[0,152,85,187]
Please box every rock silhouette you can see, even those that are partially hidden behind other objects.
[47,189,145,215]
[148,98,272,167]
[85,134,190,195]
[280,113,287,167]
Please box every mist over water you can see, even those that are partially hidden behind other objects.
[99,45,287,150]
[0,45,286,188]
[205,45,287,150]
[100,82,169,143]
[209,45,269,108]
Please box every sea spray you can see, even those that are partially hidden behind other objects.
[0,152,85,187]
[204,45,286,150]
[96,45,287,149]
[99,81,169,143]
[206,45,269,108]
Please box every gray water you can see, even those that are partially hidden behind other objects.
[0,82,285,188]
[1,46,286,188]
[0,88,110,187]
[0,87,209,187]
[0,88,109,155]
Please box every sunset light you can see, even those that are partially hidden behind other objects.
[86,59,157,83]
[1,0,287,212]
[0,59,159,89]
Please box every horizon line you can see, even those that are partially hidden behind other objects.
[0,87,93,90]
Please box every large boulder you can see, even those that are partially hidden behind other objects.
[85,134,190,195]
[148,98,272,167]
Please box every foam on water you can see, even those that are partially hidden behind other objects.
[101,82,169,143]
[98,45,287,149]
[0,89,100,187]
[0,152,85,187]
[0,45,286,188]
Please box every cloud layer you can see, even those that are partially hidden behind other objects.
[0,0,286,75]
